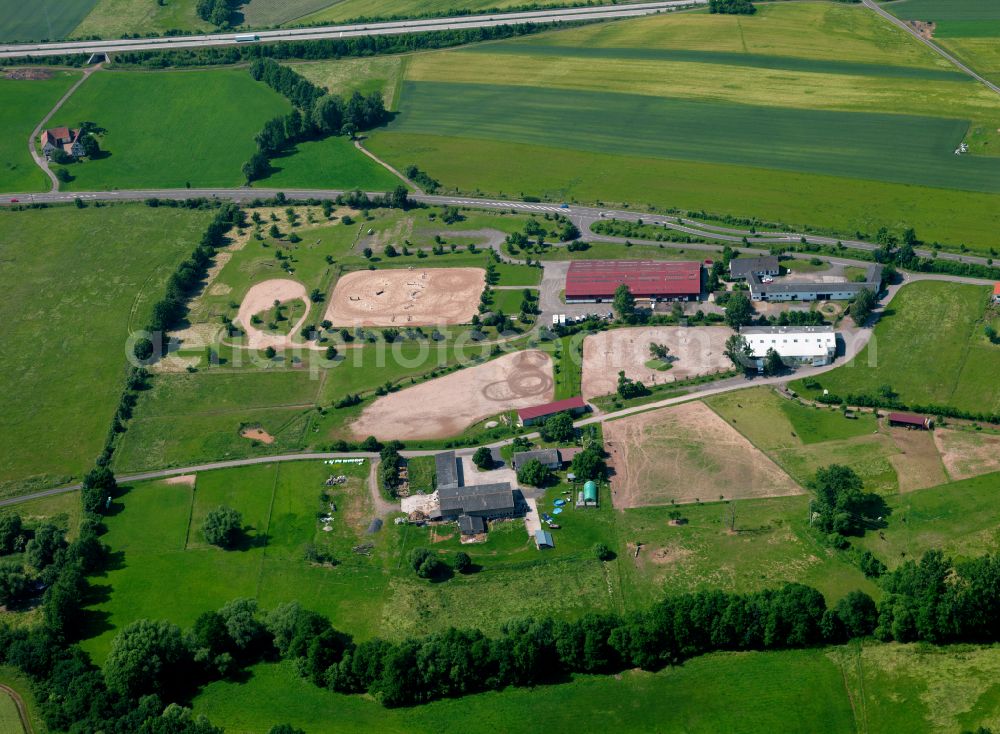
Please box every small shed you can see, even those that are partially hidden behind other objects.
[583,481,598,504]
[535,529,555,549]
[888,412,932,430]
[993,282,1000,304]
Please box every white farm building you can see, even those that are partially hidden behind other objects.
[740,325,838,368]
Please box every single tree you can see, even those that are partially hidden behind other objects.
[517,459,550,487]
[202,506,243,549]
[571,446,606,481]
[539,411,575,442]
[612,284,636,320]
[592,543,613,561]
[724,334,754,370]
[453,551,472,574]
[763,347,784,376]
[472,447,493,470]
[723,291,754,329]
[850,288,878,326]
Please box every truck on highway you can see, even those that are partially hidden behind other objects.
[235,34,260,43]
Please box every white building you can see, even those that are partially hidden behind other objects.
[740,325,837,368]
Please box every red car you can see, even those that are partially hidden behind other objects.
[9,198,18,203]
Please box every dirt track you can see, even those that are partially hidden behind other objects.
[582,326,730,399]
[349,350,554,440]
[325,267,484,327]
[604,401,802,508]
[235,278,309,350]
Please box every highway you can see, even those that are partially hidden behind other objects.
[862,0,1000,97]
[0,0,703,59]
[3,186,994,268]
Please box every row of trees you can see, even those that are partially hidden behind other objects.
[113,23,555,68]
[243,59,388,182]
[708,0,756,14]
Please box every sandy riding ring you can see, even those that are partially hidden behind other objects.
[235,278,310,350]
[349,350,554,440]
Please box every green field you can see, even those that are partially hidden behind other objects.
[257,136,402,190]
[368,3,1000,251]
[295,0,574,24]
[887,0,1000,22]
[707,388,900,493]
[71,0,209,39]
[291,57,405,109]
[0,0,99,42]
[49,69,291,190]
[0,71,81,193]
[791,281,1000,414]
[0,204,211,495]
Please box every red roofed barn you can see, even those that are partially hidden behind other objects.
[993,282,1000,304]
[565,260,702,303]
[41,127,84,158]
[517,396,587,426]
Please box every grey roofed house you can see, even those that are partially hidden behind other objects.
[458,514,486,535]
[747,263,882,302]
[435,451,459,490]
[439,482,517,518]
[729,256,780,280]
[512,448,561,470]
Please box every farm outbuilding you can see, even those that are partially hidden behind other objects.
[888,412,933,430]
[439,482,519,519]
[535,529,555,549]
[993,283,1000,304]
[729,256,780,280]
[435,451,460,490]
[583,481,598,503]
[747,264,882,302]
[513,448,562,470]
[565,260,702,303]
[740,325,838,367]
[517,396,587,426]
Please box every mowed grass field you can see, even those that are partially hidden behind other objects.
[791,281,1000,415]
[295,0,574,24]
[48,69,291,190]
[0,71,82,193]
[0,0,99,42]
[0,204,211,495]
[71,0,211,39]
[257,135,402,190]
[368,3,1000,251]
[888,0,1000,90]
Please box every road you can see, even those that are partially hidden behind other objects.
[862,0,1000,97]
[4,187,993,268]
[0,1,703,59]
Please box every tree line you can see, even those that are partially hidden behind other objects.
[111,23,557,68]
[196,0,242,27]
[48,542,1000,713]
[243,59,387,183]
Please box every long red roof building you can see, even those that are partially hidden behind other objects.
[565,260,702,302]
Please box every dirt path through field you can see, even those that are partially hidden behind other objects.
[0,683,32,733]
[887,427,948,492]
[349,350,553,439]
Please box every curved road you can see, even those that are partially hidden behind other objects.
[0,684,33,734]
[0,1,702,59]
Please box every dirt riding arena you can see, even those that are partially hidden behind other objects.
[325,268,485,327]
[604,401,802,508]
[934,428,1000,481]
[349,350,554,440]
[235,278,309,350]
[581,326,731,399]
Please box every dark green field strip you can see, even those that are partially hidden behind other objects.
[464,44,970,82]
[390,81,1000,193]
[887,0,1000,21]
[0,0,99,42]
[935,20,1000,38]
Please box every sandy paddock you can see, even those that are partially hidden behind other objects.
[236,278,310,350]
[325,268,485,327]
[887,427,948,492]
[604,401,802,508]
[349,350,554,440]
[934,428,1000,481]
[581,326,731,399]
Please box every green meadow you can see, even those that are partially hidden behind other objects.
[0,0,99,42]
[369,3,1000,252]
[71,0,210,39]
[0,204,211,495]
[257,135,402,190]
[791,281,1000,414]
[49,69,291,190]
[295,0,572,24]
[0,71,81,193]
